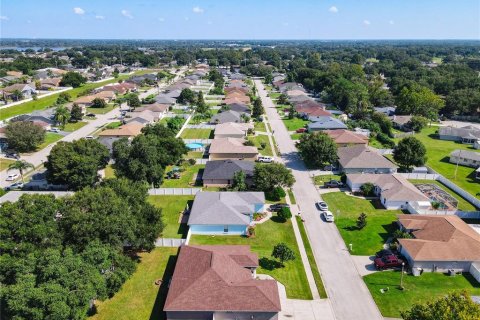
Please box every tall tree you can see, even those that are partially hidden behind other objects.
[5,121,46,153]
[393,136,427,171]
[177,88,196,104]
[7,160,34,183]
[60,71,87,88]
[252,98,264,119]
[54,105,70,128]
[231,171,248,191]
[271,243,296,266]
[70,103,84,121]
[297,133,338,169]
[395,84,444,120]
[253,163,295,191]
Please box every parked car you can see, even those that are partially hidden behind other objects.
[257,156,274,163]
[375,249,396,258]
[50,127,60,133]
[324,180,344,188]
[6,173,19,181]
[84,135,94,140]
[296,128,307,133]
[5,152,20,160]
[316,201,328,211]
[5,182,24,191]
[322,211,335,222]
[269,203,290,212]
[374,254,404,270]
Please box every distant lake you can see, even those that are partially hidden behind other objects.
[0,47,68,52]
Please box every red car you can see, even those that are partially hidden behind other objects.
[374,254,404,270]
[296,128,307,133]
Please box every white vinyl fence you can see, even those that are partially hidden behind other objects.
[148,188,202,196]
[155,238,187,247]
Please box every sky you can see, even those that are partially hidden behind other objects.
[1,0,479,40]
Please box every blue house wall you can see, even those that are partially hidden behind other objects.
[190,224,248,235]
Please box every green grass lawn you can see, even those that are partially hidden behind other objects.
[248,135,273,156]
[313,174,343,186]
[160,164,204,188]
[408,179,477,211]
[282,117,309,131]
[254,121,267,132]
[105,121,123,129]
[36,132,63,151]
[90,247,178,320]
[63,121,87,132]
[364,271,480,318]
[395,126,479,199]
[269,92,281,99]
[296,216,327,298]
[290,133,302,140]
[0,71,148,121]
[185,151,204,159]
[287,189,296,205]
[190,218,313,300]
[104,164,115,179]
[322,192,401,256]
[87,105,116,115]
[148,195,194,238]
[0,158,15,171]
[180,129,213,139]
[432,57,443,64]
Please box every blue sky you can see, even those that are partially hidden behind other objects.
[1,0,479,39]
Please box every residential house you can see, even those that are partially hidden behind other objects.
[307,116,348,131]
[98,123,143,151]
[324,129,369,147]
[391,115,413,131]
[211,110,244,124]
[374,106,396,116]
[209,138,258,160]
[164,245,281,320]
[135,103,169,114]
[397,215,480,273]
[125,110,160,125]
[449,150,480,168]
[188,191,265,235]
[12,109,55,126]
[338,145,398,173]
[346,174,430,210]
[39,78,61,90]
[202,160,255,187]
[1,83,37,99]
[438,126,480,144]
[154,95,176,105]
[225,86,249,94]
[227,102,250,114]
[94,90,116,103]
[0,75,20,85]
[214,122,253,139]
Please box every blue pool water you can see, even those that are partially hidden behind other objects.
[186,143,203,150]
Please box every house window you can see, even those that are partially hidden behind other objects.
[223,225,228,233]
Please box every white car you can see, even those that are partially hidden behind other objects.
[322,211,335,222]
[316,201,328,211]
[84,135,95,140]
[6,173,19,181]
[257,156,274,163]
[50,127,60,133]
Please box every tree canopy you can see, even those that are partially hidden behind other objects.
[297,133,338,169]
[5,121,46,153]
[393,136,427,171]
[253,163,295,191]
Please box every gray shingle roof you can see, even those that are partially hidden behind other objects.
[203,160,254,181]
[338,145,397,169]
[308,116,348,130]
[211,110,242,124]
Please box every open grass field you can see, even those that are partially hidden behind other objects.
[248,134,273,156]
[148,195,194,239]
[395,126,479,199]
[322,192,401,256]
[282,117,309,131]
[160,164,204,188]
[90,247,178,320]
[36,132,63,151]
[190,218,313,300]
[180,128,213,139]
[408,179,477,211]
[364,271,480,318]
[63,121,87,132]
[0,158,15,171]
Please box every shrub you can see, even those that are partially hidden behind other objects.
[244,140,255,146]
[360,183,376,197]
[247,226,256,237]
[265,187,286,201]
[356,213,367,230]
[393,229,412,239]
[377,132,395,148]
[260,141,267,149]
[188,158,196,165]
[277,207,292,222]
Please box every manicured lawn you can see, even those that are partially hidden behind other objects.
[322,192,401,256]
[185,151,204,159]
[364,271,480,318]
[296,216,327,298]
[63,121,87,132]
[282,117,309,131]
[395,126,479,199]
[190,218,313,300]
[248,135,273,156]
[269,92,281,99]
[287,189,296,205]
[148,195,194,239]
[105,121,122,129]
[180,129,213,139]
[87,105,116,114]
[90,247,178,320]
[160,164,204,188]
[254,121,267,132]
[104,164,115,179]
[0,158,15,171]
[36,132,63,151]
[313,174,343,186]
[290,133,302,140]
[408,179,477,211]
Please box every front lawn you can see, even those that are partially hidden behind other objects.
[290,133,302,140]
[269,92,281,99]
[189,218,313,300]
[313,174,343,186]
[180,129,213,139]
[364,271,480,318]
[248,135,273,156]
[0,158,15,171]
[254,121,267,132]
[321,192,401,256]
[36,132,63,151]
[63,121,87,132]
[408,179,477,211]
[148,195,194,238]
[87,104,116,114]
[160,164,204,188]
[282,117,309,131]
[185,151,204,159]
[90,247,178,320]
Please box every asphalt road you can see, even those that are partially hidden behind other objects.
[255,80,383,320]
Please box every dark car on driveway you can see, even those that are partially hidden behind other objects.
[375,249,396,258]
[374,254,404,270]
[269,203,290,212]
[324,180,344,188]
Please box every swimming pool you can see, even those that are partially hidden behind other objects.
[186,142,204,150]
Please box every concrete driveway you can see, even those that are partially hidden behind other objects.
[255,80,383,320]
[351,255,378,277]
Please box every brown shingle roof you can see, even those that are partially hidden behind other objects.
[98,123,143,137]
[338,145,397,169]
[164,245,281,312]
[209,138,258,155]
[324,129,369,145]
[398,215,480,262]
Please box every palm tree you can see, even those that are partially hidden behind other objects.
[54,105,70,128]
[8,160,34,183]
[11,89,23,101]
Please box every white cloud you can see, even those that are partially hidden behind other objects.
[121,10,133,19]
[95,15,105,20]
[389,20,394,25]
[158,17,165,22]
[363,20,371,25]
[73,7,85,15]
[0,16,9,21]
[329,6,338,13]
[192,6,204,14]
